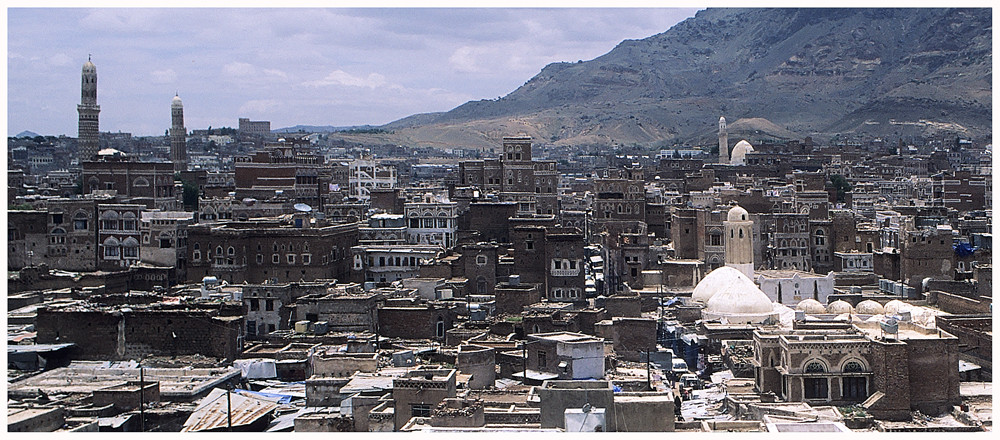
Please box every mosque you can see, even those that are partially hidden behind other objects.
[690,204,783,325]
[717,116,755,166]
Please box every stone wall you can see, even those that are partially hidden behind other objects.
[35,308,243,361]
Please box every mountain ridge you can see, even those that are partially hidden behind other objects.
[344,8,991,149]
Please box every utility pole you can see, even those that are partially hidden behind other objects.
[139,361,145,432]
[644,350,652,391]
[226,384,232,432]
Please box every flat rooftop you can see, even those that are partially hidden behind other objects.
[8,362,239,401]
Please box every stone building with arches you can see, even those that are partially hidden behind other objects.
[752,320,960,420]
[97,204,144,271]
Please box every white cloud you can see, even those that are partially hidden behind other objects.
[304,70,387,89]
[150,69,177,84]
[448,46,485,74]
[238,99,281,116]
[262,69,288,79]
[48,53,73,67]
[223,61,256,77]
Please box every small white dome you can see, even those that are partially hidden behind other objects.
[727,204,750,223]
[884,300,907,315]
[82,59,96,72]
[172,94,183,107]
[856,300,885,315]
[827,300,854,314]
[796,299,826,314]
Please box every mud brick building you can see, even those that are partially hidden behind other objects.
[378,303,459,341]
[233,143,330,209]
[292,289,383,334]
[8,209,48,270]
[241,280,339,338]
[35,301,245,361]
[97,203,144,271]
[753,320,960,421]
[510,225,586,302]
[187,215,357,284]
[390,368,457,431]
[82,159,176,211]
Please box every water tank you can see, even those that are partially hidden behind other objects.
[509,274,520,286]
[294,320,310,333]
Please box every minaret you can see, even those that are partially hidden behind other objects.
[170,94,187,172]
[724,203,754,280]
[718,116,728,164]
[77,56,100,162]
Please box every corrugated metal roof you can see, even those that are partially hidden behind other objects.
[182,388,278,432]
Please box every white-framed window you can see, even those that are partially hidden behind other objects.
[287,254,296,264]
[272,254,280,264]
[302,254,311,265]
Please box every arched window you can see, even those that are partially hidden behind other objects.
[843,361,864,373]
[228,246,235,256]
[73,212,89,230]
[805,361,826,373]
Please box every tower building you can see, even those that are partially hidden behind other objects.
[718,116,728,164]
[170,94,187,172]
[724,204,754,280]
[77,57,101,162]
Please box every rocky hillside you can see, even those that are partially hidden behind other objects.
[349,8,991,149]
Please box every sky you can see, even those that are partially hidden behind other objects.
[7,7,700,137]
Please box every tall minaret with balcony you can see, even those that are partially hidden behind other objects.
[77,56,100,162]
[170,94,188,172]
[718,116,729,164]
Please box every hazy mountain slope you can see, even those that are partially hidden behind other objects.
[368,8,991,149]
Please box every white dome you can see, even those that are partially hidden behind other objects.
[730,140,755,165]
[796,299,826,314]
[827,300,854,314]
[693,266,757,303]
[82,60,96,72]
[702,271,773,315]
[727,204,750,223]
[856,300,885,315]
[884,300,907,315]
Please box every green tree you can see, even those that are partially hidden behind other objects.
[830,175,851,203]
[182,179,199,212]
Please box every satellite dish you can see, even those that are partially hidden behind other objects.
[294,203,313,212]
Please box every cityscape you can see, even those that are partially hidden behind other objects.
[6,7,993,433]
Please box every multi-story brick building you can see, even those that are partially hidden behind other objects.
[403,193,457,248]
[82,158,177,211]
[187,215,358,284]
[97,203,144,271]
[510,225,586,302]
[753,320,959,420]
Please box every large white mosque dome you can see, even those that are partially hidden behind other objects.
[694,266,778,324]
[730,140,755,166]
[692,266,756,303]
[704,279,774,315]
